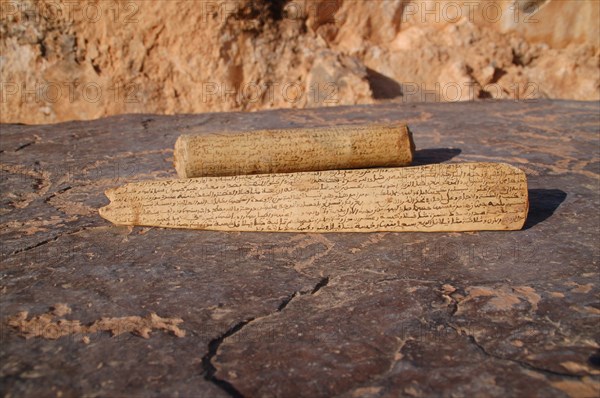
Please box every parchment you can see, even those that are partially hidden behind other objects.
[99,163,529,232]
[174,124,415,177]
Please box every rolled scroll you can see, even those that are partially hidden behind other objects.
[99,163,529,232]
[173,124,415,178]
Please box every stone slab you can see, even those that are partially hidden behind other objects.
[1,100,599,397]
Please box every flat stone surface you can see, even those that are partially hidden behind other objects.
[1,100,599,397]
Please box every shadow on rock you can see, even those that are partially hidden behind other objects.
[366,68,403,100]
[413,148,462,165]
[524,189,567,229]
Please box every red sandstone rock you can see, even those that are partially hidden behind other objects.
[0,0,598,124]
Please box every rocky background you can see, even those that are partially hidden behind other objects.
[1,0,599,124]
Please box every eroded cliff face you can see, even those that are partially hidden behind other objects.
[1,0,598,124]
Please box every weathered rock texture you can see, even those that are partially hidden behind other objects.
[1,100,599,397]
[1,0,599,124]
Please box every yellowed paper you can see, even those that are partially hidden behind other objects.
[174,124,415,177]
[99,163,528,232]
